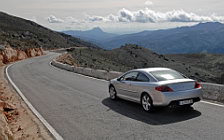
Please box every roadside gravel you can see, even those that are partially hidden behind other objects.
[0,66,53,140]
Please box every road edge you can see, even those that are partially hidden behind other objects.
[49,61,108,82]
[50,60,224,108]
[5,63,63,140]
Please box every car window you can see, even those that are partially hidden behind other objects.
[136,73,149,82]
[150,70,186,81]
[122,72,139,81]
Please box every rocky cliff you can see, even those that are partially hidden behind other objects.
[0,44,43,66]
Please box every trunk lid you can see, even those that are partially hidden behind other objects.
[158,79,195,91]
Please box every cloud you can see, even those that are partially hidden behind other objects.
[47,8,224,24]
[65,16,79,23]
[145,0,153,6]
[87,8,224,23]
[48,15,64,23]
[88,16,106,22]
[47,15,81,24]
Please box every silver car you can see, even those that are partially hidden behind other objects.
[109,68,202,112]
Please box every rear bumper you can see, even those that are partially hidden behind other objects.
[168,97,201,106]
[153,88,202,106]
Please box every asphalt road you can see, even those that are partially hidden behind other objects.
[8,52,224,140]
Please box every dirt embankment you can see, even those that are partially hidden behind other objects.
[56,53,78,66]
[0,67,52,140]
[0,44,52,139]
[0,44,43,66]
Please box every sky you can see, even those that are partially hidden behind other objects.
[0,0,224,34]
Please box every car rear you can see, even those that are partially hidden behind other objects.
[149,69,202,106]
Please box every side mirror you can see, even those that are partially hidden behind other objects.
[117,76,124,81]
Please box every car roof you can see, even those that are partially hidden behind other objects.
[133,67,173,73]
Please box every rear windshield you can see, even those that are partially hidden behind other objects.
[150,70,186,81]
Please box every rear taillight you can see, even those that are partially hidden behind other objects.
[155,86,173,92]
[195,82,201,88]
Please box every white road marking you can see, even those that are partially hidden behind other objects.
[201,100,224,107]
[50,60,224,108]
[5,63,64,140]
[4,54,224,140]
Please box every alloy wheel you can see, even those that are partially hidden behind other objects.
[109,86,116,100]
[141,94,153,112]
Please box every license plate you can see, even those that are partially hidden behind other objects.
[179,99,193,105]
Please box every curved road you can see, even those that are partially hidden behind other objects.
[7,52,224,140]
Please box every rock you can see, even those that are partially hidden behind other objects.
[2,47,18,63]
[40,47,44,52]
[0,101,16,112]
[17,50,27,60]
[23,31,32,36]
[0,44,43,65]
[0,53,4,66]
[0,102,5,112]
[12,33,19,38]
[17,126,22,131]
[0,112,13,140]
[0,95,8,101]
[0,100,14,140]
[27,48,36,57]
[35,48,43,56]
[0,45,5,51]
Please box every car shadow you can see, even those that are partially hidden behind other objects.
[102,98,201,125]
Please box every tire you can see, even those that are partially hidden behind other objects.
[141,93,154,112]
[109,86,117,100]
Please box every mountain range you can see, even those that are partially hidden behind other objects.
[63,22,224,54]
[63,27,117,46]
[1,11,223,83]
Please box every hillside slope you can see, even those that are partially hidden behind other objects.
[62,44,219,83]
[0,12,98,50]
[167,53,224,83]
[102,22,224,54]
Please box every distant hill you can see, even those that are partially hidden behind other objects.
[63,22,224,54]
[0,12,99,50]
[101,22,224,54]
[63,27,117,45]
[60,44,220,83]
